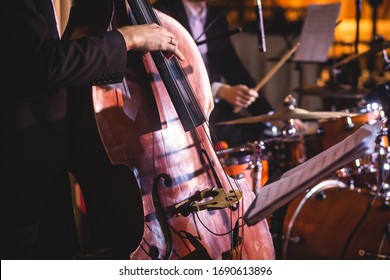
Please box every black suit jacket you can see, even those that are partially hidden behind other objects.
[154,0,273,146]
[2,0,127,181]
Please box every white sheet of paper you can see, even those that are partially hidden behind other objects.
[293,3,341,63]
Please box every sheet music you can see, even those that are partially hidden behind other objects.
[244,121,382,225]
[293,3,341,63]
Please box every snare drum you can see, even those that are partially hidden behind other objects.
[218,144,269,190]
[267,136,306,170]
[264,124,323,171]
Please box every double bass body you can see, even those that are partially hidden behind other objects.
[66,0,274,260]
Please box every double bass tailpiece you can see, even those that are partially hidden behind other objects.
[174,188,242,216]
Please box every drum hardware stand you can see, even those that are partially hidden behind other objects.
[270,203,289,259]
[248,141,265,193]
[358,249,390,259]
[374,125,390,207]
[368,0,383,41]
[294,62,305,108]
[281,119,297,137]
[358,220,390,260]
[281,95,303,136]
[256,168,287,259]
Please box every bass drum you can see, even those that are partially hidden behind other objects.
[283,179,390,259]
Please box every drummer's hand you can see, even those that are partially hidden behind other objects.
[217,84,258,108]
[117,23,185,61]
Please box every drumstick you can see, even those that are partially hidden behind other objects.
[234,42,301,114]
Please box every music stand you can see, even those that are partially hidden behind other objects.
[293,3,341,107]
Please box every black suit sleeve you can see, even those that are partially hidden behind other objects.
[3,1,127,97]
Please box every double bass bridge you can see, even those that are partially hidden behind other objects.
[173,188,242,217]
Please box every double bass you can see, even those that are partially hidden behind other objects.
[64,0,274,260]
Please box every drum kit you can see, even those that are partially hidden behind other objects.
[217,94,375,185]
[216,93,390,260]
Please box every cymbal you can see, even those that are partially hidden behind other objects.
[217,107,359,125]
[295,84,370,99]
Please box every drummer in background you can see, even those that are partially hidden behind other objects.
[153,0,275,147]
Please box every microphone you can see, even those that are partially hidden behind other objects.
[254,0,266,53]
